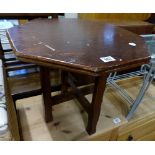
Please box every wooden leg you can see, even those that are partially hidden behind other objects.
[61,70,68,93]
[40,66,53,122]
[86,75,107,135]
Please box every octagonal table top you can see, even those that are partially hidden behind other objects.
[7,19,150,75]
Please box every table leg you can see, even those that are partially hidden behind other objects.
[61,70,68,93]
[40,66,53,122]
[86,75,107,135]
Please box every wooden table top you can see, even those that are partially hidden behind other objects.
[7,19,150,75]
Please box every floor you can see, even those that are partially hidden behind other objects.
[16,76,155,140]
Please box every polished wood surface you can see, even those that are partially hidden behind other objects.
[7,19,151,135]
[105,20,154,35]
[79,18,154,35]
[7,19,150,75]
[79,13,151,21]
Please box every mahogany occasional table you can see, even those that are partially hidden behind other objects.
[7,19,150,135]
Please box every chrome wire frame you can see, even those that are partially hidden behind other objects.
[107,60,155,120]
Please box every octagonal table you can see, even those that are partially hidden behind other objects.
[7,19,150,135]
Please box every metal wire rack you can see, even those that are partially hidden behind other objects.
[107,34,155,120]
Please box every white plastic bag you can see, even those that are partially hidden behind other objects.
[0,59,8,135]
[0,106,8,135]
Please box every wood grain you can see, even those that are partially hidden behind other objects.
[16,77,155,140]
[7,18,151,135]
[7,19,150,75]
